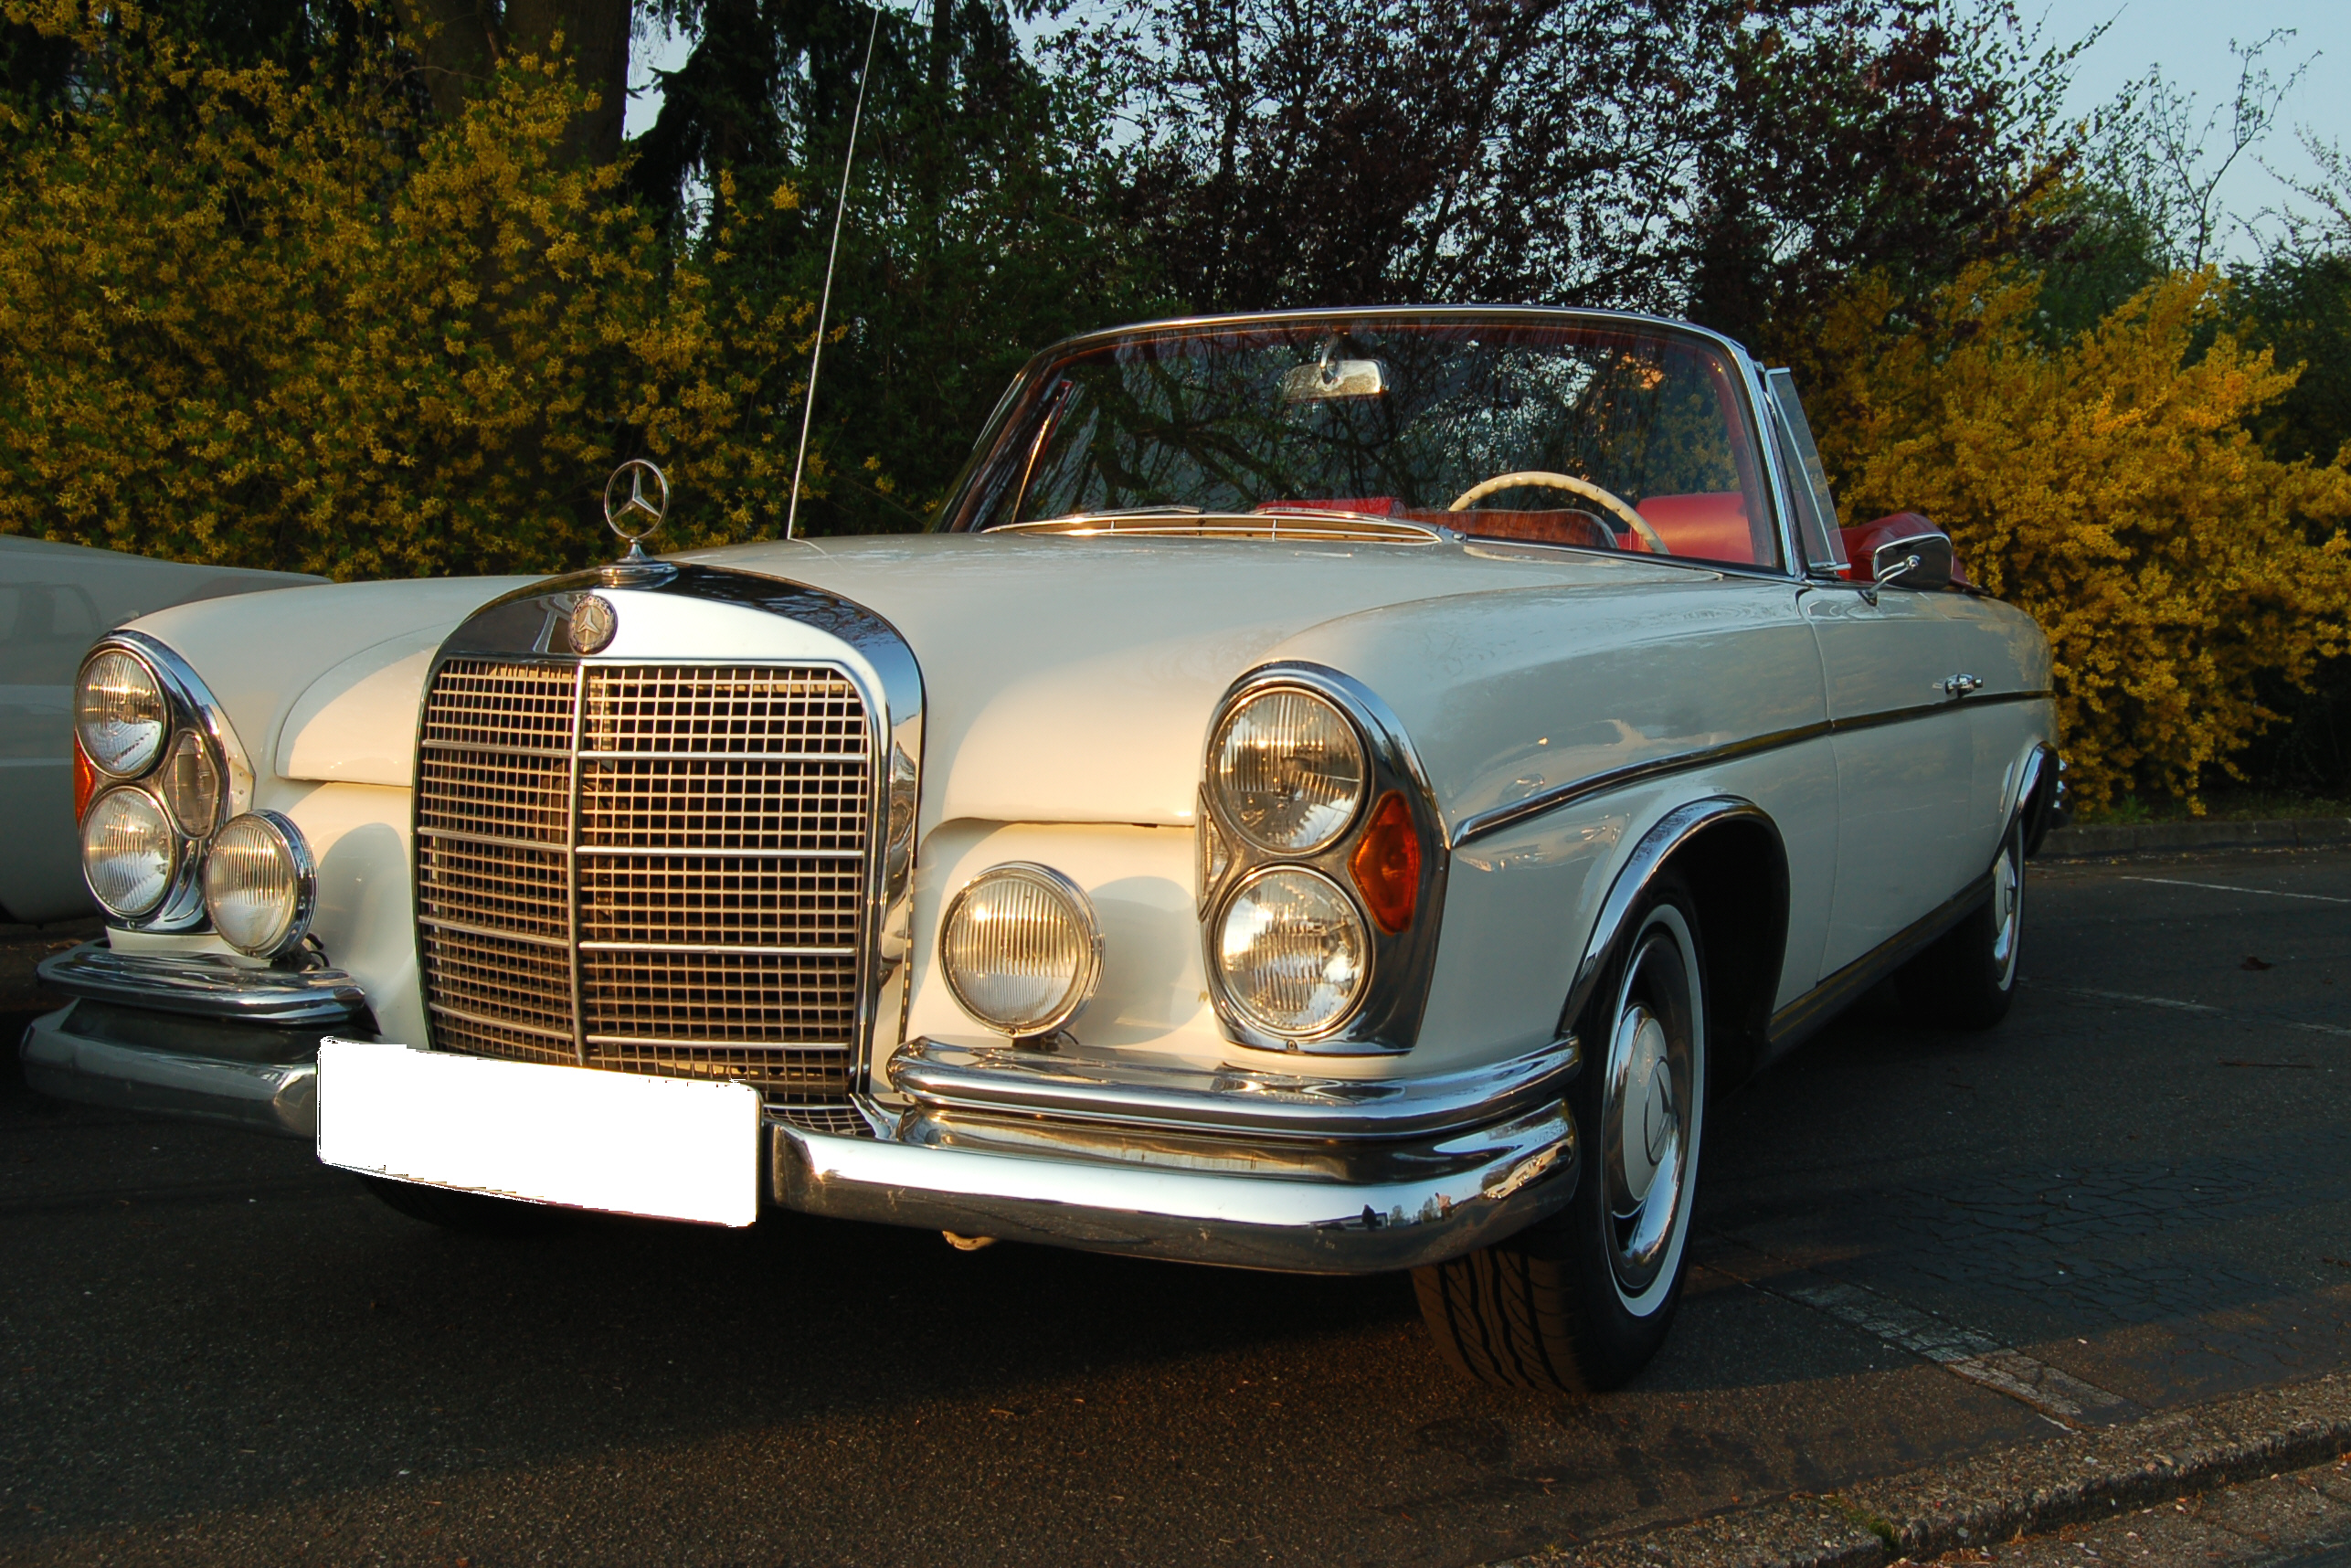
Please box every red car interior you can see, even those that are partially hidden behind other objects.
[1266,489,1762,562]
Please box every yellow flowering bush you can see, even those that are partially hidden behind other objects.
[1802,265,2351,810]
[0,1,822,577]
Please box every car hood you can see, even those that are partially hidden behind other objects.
[132,533,1692,829]
[677,533,1682,830]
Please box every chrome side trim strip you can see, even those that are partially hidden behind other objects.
[1765,867,1996,1052]
[1454,724,1828,848]
[37,942,367,1025]
[1451,689,2055,848]
[889,1035,1579,1141]
[1829,687,2052,737]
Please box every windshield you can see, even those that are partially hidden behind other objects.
[941,315,1782,568]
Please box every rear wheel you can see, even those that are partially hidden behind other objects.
[1414,872,1709,1393]
[1898,819,2023,1030]
[358,1174,555,1235]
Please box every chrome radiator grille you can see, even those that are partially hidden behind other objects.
[416,660,872,1103]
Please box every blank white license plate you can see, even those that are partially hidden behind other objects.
[315,1039,761,1227]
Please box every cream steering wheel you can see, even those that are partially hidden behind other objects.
[1447,471,1668,554]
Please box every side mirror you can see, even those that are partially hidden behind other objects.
[1870,532,1954,590]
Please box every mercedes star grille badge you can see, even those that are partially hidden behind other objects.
[568,593,618,655]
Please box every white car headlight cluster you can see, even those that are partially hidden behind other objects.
[934,673,1434,1053]
[1204,686,1376,1037]
[73,640,313,957]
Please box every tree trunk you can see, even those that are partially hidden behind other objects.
[392,0,632,165]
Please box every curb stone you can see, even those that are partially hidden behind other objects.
[2035,817,2351,858]
[1488,1372,2351,1568]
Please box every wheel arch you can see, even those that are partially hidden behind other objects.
[2015,741,2066,856]
[1557,797,1789,1094]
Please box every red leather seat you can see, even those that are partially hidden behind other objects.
[1631,493,1754,561]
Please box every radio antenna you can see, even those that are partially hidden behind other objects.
[785,3,884,541]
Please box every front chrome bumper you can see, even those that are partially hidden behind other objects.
[20,968,1581,1273]
[19,1001,323,1138]
[771,1094,1576,1275]
[763,1035,1582,1274]
[37,940,368,1024]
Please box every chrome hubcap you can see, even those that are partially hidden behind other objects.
[1990,843,2020,986]
[1601,915,1701,1309]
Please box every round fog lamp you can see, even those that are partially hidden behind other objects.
[1209,687,1366,853]
[81,787,176,917]
[202,810,315,958]
[1215,867,1369,1037]
[941,863,1103,1037]
[76,649,168,778]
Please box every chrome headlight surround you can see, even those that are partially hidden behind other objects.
[939,862,1105,1040]
[1196,663,1448,1055]
[79,784,181,919]
[202,810,318,959]
[72,632,255,932]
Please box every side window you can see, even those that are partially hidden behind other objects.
[1764,369,1847,576]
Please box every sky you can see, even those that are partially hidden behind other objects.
[625,2,2349,261]
[2039,0,2348,257]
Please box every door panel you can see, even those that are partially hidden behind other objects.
[1935,592,2057,870]
[1801,583,1975,976]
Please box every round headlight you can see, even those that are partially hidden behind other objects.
[1209,688,1366,853]
[80,787,176,917]
[941,863,1103,1038]
[76,649,168,778]
[202,811,315,958]
[1215,867,1369,1037]
[158,729,222,836]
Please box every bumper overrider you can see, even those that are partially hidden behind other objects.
[22,945,1580,1274]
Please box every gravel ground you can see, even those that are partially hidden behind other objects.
[1,846,2345,1567]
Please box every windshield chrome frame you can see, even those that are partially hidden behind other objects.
[936,305,1806,581]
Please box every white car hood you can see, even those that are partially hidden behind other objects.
[679,533,1677,830]
[132,534,1687,829]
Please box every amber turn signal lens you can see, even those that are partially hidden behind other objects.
[72,736,97,822]
[1349,791,1420,934]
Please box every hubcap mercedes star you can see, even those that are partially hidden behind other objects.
[1601,915,1702,1310]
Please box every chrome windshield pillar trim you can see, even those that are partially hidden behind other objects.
[1558,796,1781,1035]
[424,563,925,1092]
[80,630,256,932]
[768,1098,1577,1276]
[37,940,367,1024]
[19,1004,321,1138]
[1195,661,1449,1056]
[889,1035,1578,1141]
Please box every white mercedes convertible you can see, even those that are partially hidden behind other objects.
[25,307,2063,1393]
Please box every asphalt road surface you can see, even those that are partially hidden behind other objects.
[4,845,2346,1568]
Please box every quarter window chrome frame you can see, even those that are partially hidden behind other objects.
[1197,662,1448,1056]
